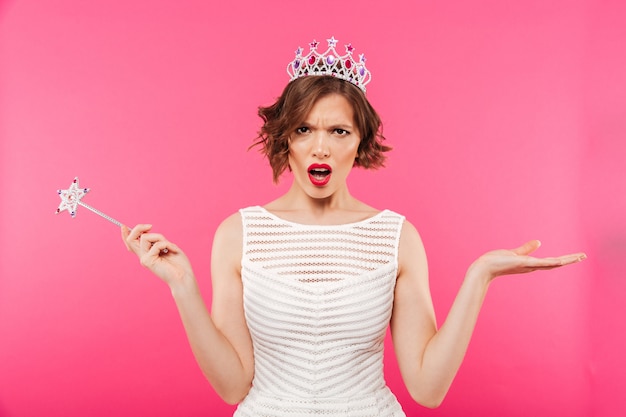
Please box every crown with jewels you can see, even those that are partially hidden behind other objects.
[286,37,371,93]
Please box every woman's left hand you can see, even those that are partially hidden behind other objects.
[468,240,586,283]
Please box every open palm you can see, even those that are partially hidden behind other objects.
[469,240,586,282]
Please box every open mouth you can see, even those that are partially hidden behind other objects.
[308,164,332,186]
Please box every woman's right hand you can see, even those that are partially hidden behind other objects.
[122,224,195,287]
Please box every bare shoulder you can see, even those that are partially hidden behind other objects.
[215,211,243,239]
[398,219,428,278]
[212,212,243,274]
[399,219,425,249]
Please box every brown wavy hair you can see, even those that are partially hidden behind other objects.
[252,76,391,182]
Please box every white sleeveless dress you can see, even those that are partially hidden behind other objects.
[234,206,407,417]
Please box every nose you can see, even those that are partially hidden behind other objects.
[312,134,330,158]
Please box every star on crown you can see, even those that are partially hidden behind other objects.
[287,37,371,93]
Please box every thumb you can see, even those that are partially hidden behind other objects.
[121,225,131,250]
[512,240,541,256]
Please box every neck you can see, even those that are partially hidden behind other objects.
[284,182,354,211]
[263,181,378,225]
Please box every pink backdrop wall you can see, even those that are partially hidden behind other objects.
[1,1,624,416]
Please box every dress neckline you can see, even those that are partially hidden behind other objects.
[255,205,388,228]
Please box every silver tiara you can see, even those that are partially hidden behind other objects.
[286,37,371,93]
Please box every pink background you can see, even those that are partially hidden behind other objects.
[1,0,624,416]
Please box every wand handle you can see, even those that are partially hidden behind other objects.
[77,201,125,228]
[78,200,168,254]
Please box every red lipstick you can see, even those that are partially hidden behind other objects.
[307,163,332,186]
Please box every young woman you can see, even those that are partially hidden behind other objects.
[121,39,586,416]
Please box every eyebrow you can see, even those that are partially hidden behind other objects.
[301,121,354,130]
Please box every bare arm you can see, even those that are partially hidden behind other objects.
[391,221,586,408]
[122,213,253,404]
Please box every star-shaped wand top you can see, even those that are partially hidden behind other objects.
[56,177,89,217]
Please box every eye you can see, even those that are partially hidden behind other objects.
[334,128,350,136]
[295,126,310,135]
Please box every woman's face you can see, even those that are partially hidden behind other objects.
[288,93,361,200]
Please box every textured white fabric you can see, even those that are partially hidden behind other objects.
[233,206,407,417]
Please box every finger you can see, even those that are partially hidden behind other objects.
[121,225,130,250]
[139,232,166,253]
[512,240,541,256]
[121,225,141,251]
[554,252,587,266]
[128,224,153,241]
[140,241,178,267]
[522,253,587,271]
[125,225,153,254]
[148,240,176,257]
[524,256,564,268]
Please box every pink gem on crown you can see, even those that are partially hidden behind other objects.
[287,37,371,93]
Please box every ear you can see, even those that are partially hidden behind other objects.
[353,144,362,167]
